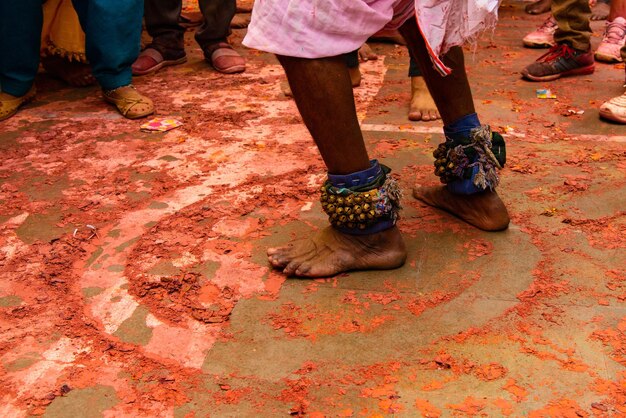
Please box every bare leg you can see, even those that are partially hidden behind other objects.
[268,55,406,277]
[399,18,510,231]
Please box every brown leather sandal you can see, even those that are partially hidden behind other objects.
[0,86,36,122]
[103,85,154,119]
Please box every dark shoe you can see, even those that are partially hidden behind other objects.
[203,43,246,74]
[521,44,594,81]
[132,48,187,76]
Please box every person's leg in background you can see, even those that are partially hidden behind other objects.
[522,0,594,81]
[399,17,510,231]
[72,0,154,119]
[595,0,626,62]
[407,56,440,122]
[599,0,626,123]
[196,0,245,74]
[0,0,41,121]
[132,0,188,76]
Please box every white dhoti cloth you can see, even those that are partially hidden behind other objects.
[243,0,500,75]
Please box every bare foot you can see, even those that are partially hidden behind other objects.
[41,55,96,87]
[267,226,407,277]
[358,44,378,62]
[525,0,551,14]
[591,2,609,20]
[408,76,440,122]
[413,186,510,231]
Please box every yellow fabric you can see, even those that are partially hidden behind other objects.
[41,0,87,62]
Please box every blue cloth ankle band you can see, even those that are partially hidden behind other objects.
[443,113,481,143]
[327,160,382,189]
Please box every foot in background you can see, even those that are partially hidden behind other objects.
[595,17,626,62]
[203,43,246,74]
[41,55,96,87]
[408,76,440,121]
[0,87,36,122]
[521,44,594,81]
[523,15,558,48]
[132,48,187,76]
[103,85,154,119]
[600,91,626,123]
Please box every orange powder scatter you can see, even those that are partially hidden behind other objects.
[415,398,442,417]
[474,363,508,381]
[528,398,588,418]
[447,396,487,415]
[493,398,514,416]
[503,379,528,402]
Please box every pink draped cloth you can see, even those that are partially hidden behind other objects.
[243,0,500,75]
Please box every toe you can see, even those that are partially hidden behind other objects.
[408,110,422,121]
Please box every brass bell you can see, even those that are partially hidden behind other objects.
[358,223,366,229]
[363,203,370,211]
[348,214,355,221]
[336,207,344,214]
[354,196,363,204]
[347,222,355,228]
[447,162,455,169]
[326,204,336,212]
[358,213,366,221]
[328,195,336,203]
[344,207,352,215]
[320,194,328,202]
[345,195,354,204]
[339,215,347,222]
[354,205,362,214]
[337,197,344,205]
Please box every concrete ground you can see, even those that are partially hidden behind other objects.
[1,2,625,417]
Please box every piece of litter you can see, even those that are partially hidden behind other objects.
[140,117,183,132]
[536,89,557,99]
[566,109,584,115]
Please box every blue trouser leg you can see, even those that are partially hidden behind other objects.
[71,0,143,90]
[0,0,42,96]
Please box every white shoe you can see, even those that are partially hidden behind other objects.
[600,91,626,124]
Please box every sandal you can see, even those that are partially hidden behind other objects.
[204,43,246,74]
[132,48,187,76]
[103,85,154,119]
[0,86,36,122]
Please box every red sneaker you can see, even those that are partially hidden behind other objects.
[521,44,595,81]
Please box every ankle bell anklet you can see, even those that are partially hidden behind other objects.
[321,161,402,235]
[433,125,506,191]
